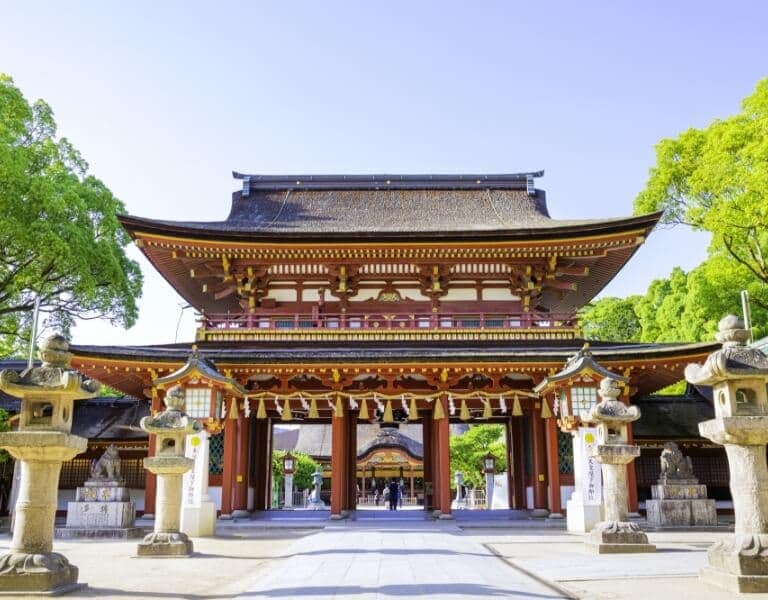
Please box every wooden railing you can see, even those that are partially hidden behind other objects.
[197,311,579,342]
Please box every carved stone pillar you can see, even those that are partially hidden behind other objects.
[686,315,768,593]
[0,335,98,594]
[137,386,201,557]
[586,378,655,554]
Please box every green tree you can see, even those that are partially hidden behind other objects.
[580,296,641,342]
[449,424,507,490]
[635,77,768,314]
[0,74,142,355]
[272,450,320,491]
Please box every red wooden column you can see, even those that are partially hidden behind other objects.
[233,408,251,513]
[436,395,452,516]
[143,390,163,517]
[504,417,515,509]
[626,423,639,514]
[545,417,562,515]
[422,417,434,511]
[220,397,239,517]
[512,416,526,509]
[330,408,348,517]
[531,408,549,514]
[345,410,358,511]
[252,418,271,511]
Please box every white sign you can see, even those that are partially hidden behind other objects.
[580,427,602,505]
[183,430,209,507]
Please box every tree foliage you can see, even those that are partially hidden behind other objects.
[634,77,768,314]
[449,424,507,490]
[0,74,142,355]
[271,450,320,491]
[582,79,768,346]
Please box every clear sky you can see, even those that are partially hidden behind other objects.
[2,1,766,346]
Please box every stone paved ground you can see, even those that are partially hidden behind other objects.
[1,515,766,599]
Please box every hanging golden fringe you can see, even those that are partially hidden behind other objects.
[309,397,319,419]
[482,399,493,419]
[228,398,239,420]
[541,398,553,419]
[359,399,369,420]
[281,398,293,422]
[334,395,344,418]
[382,399,394,423]
[460,399,471,421]
[408,397,419,420]
[512,395,523,416]
[255,398,266,419]
[433,398,445,420]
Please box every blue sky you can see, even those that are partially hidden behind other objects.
[2,1,767,345]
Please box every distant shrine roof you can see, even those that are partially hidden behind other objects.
[119,171,662,240]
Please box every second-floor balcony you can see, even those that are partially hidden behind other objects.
[196,311,579,343]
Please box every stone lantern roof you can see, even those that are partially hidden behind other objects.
[685,315,768,386]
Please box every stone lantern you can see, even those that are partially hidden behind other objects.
[586,377,655,554]
[483,452,496,510]
[282,452,296,509]
[136,385,202,557]
[308,468,327,510]
[534,345,627,532]
[685,315,768,592]
[452,471,465,509]
[0,334,99,594]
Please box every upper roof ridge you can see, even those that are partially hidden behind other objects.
[232,171,544,192]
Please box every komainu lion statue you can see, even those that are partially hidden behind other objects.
[90,444,122,481]
[659,441,694,480]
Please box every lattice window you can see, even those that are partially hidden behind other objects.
[558,431,574,474]
[571,387,597,418]
[485,318,504,328]
[185,388,210,419]
[59,456,146,489]
[209,432,224,475]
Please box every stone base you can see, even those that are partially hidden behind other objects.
[700,567,768,593]
[65,500,136,529]
[56,527,144,539]
[181,501,217,537]
[0,552,81,594]
[136,532,193,558]
[646,498,717,527]
[586,520,656,554]
[530,508,549,518]
[566,499,602,533]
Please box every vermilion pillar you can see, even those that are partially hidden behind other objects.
[252,418,271,511]
[143,391,164,517]
[512,416,526,509]
[330,410,348,517]
[220,400,239,517]
[545,417,562,515]
[531,409,548,514]
[504,418,515,509]
[422,417,434,511]
[345,410,358,511]
[437,396,451,516]
[233,409,250,513]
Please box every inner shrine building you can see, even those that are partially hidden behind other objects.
[70,172,717,518]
